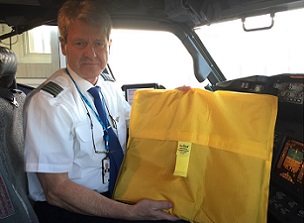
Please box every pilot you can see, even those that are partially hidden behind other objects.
[23,0,187,222]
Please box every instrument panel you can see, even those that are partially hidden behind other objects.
[273,76,303,105]
[214,73,304,104]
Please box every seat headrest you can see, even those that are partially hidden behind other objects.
[0,46,17,89]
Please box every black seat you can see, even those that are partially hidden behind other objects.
[0,46,39,222]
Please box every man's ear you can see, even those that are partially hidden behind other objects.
[108,39,112,55]
[59,37,67,55]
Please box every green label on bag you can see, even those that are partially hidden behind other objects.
[174,141,192,177]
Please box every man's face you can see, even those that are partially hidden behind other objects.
[61,19,110,84]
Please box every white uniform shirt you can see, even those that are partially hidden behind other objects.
[24,67,131,201]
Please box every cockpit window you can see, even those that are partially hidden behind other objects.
[12,8,303,88]
[109,29,200,89]
[195,8,304,81]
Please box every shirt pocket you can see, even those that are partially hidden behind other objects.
[74,122,105,154]
[75,124,91,143]
[72,123,104,179]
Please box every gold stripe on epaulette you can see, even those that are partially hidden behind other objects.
[101,73,115,82]
[41,81,63,97]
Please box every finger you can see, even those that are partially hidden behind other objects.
[149,201,179,221]
[176,85,191,91]
[155,210,180,221]
[150,200,173,210]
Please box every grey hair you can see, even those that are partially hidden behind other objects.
[58,0,112,42]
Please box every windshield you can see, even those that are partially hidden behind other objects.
[109,8,304,89]
[109,29,196,89]
[195,8,304,81]
[10,8,304,88]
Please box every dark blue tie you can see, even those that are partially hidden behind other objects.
[88,86,124,197]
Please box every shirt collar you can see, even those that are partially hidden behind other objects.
[66,65,99,93]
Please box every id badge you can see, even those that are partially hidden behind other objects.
[102,157,110,184]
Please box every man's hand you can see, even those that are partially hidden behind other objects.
[37,173,179,221]
[128,199,179,221]
[176,85,191,91]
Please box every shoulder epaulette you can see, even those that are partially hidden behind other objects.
[41,81,63,97]
[100,72,115,82]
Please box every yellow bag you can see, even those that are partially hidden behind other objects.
[113,88,277,223]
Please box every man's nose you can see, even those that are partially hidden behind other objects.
[84,43,97,58]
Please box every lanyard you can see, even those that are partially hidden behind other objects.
[65,68,110,152]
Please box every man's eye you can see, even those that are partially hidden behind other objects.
[95,41,106,49]
[75,41,86,48]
